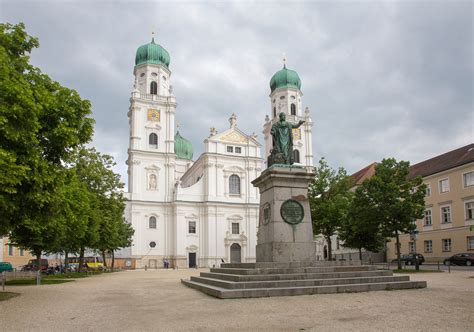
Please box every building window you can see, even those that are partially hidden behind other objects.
[229,174,241,195]
[20,249,24,256]
[188,221,196,234]
[425,184,431,197]
[439,178,449,193]
[466,202,474,220]
[293,149,300,163]
[150,81,158,95]
[232,222,240,234]
[149,133,158,148]
[235,147,242,154]
[464,172,474,187]
[468,236,474,250]
[149,216,157,229]
[424,240,432,253]
[8,244,13,256]
[441,206,451,224]
[442,238,452,252]
[409,242,415,253]
[227,146,233,153]
[424,209,432,225]
[291,103,296,115]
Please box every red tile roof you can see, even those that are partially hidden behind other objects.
[408,143,474,178]
[350,144,474,183]
[351,162,377,185]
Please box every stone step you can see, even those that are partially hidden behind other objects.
[200,269,393,282]
[190,275,410,289]
[221,261,359,269]
[181,279,427,299]
[211,265,376,275]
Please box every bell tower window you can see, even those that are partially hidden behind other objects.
[150,81,158,95]
[293,149,300,163]
[149,133,158,148]
[291,103,296,115]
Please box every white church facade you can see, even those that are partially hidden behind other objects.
[123,38,314,268]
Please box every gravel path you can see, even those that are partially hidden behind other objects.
[0,269,472,331]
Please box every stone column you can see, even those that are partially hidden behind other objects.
[252,166,315,263]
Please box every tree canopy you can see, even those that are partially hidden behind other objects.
[352,158,426,268]
[308,158,354,261]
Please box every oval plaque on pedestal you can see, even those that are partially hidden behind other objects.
[280,199,304,225]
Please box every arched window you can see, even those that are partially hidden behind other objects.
[273,107,276,118]
[293,149,300,163]
[229,174,241,195]
[149,216,157,229]
[150,81,158,95]
[149,133,158,148]
[291,103,296,115]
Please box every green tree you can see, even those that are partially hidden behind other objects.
[339,188,385,261]
[309,158,354,261]
[71,148,133,270]
[354,158,426,269]
[1,23,94,267]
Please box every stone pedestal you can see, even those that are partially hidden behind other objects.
[251,166,315,263]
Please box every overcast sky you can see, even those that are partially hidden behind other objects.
[2,0,473,185]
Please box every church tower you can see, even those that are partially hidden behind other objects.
[127,36,179,202]
[263,59,314,168]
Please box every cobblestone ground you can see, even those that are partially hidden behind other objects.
[0,269,472,331]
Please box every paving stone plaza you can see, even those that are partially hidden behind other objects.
[0,269,472,331]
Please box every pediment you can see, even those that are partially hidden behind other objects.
[219,130,249,144]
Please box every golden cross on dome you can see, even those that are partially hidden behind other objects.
[151,30,155,42]
[282,53,287,68]
[176,121,180,130]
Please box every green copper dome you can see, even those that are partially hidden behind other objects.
[135,38,170,68]
[174,131,193,160]
[269,65,301,93]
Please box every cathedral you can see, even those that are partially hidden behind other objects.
[124,37,314,268]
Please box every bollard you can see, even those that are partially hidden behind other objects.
[2,272,5,291]
[448,263,451,273]
[36,270,41,285]
[144,265,147,271]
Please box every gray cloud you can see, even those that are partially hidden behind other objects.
[2,0,472,184]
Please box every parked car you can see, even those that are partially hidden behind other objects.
[392,254,425,265]
[0,262,14,272]
[22,259,49,271]
[443,253,474,266]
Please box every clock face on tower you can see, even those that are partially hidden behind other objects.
[147,109,160,122]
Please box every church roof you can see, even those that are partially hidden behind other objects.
[270,65,301,93]
[174,131,193,160]
[135,38,170,68]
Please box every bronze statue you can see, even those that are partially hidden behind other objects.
[268,112,304,166]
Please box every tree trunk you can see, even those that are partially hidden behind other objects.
[35,249,42,272]
[101,250,107,268]
[326,235,332,261]
[359,247,362,261]
[111,251,115,270]
[78,247,85,272]
[395,233,402,270]
[64,251,69,273]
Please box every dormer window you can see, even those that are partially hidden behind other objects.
[227,146,233,153]
[235,147,242,154]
